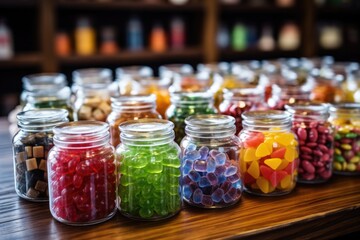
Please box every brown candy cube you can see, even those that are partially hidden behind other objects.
[79,105,92,120]
[98,101,111,115]
[39,159,47,172]
[26,188,40,198]
[16,151,26,163]
[33,146,44,158]
[35,180,48,192]
[25,146,32,158]
[26,158,38,171]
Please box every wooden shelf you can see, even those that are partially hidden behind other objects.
[56,0,204,11]
[0,53,42,68]
[58,48,204,66]
[0,0,37,7]
[219,4,299,14]
[0,117,360,239]
[316,6,360,15]
[219,48,301,60]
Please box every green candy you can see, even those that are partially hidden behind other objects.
[335,155,345,163]
[335,133,342,140]
[345,133,358,138]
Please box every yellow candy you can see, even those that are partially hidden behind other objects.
[244,148,258,162]
[340,144,352,150]
[331,118,346,126]
[334,148,341,155]
[240,158,247,174]
[333,162,342,171]
[264,158,282,170]
[280,175,292,189]
[290,139,298,146]
[351,119,360,127]
[277,159,289,170]
[338,125,353,133]
[255,143,271,158]
[284,146,297,162]
[274,133,294,146]
[347,163,356,171]
[256,177,271,194]
[247,160,260,179]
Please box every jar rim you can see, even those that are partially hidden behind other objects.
[185,114,235,127]
[242,110,292,130]
[170,91,213,104]
[120,119,173,133]
[329,103,360,115]
[53,120,108,136]
[17,108,69,130]
[110,94,157,110]
[22,73,67,91]
[285,103,330,114]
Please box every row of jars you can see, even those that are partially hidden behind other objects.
[12,101,360,225]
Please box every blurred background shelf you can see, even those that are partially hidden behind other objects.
[0,53,42,68]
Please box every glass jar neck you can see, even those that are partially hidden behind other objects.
[242,110,292,132]
[72,68,112,85]
[26,86,71,102]
[22,73,67,92]
[110,95,157,113]
[170,91,214,107]
[329,103,360,119]
[223,88,263,104]
[185,114,236,139]
[17,109,69,132]
[120,119,175,146]
[53,121,110,149]
[285,103,330,123]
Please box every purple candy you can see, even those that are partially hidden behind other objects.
[218,175,226,184]
[211,188,224,203]
[224,166,238,177]
[221,181,232,193]
[201,195,213,206]
[194,160,207,172]
[186,143,196,152]
[192,188,203,204]
[223,187,240,203]
[182,175,192,185]
[227,173,240,183]
[182,160,193,175]
[199,146,209,160]
[188,170,200,182]
[215,153,226,165]
[206,172,218,186]
[199,176,211,187]
[183,185,192,199]
[215,165,226,176]
[209,149,220,159]
[206,157,216,173]
[186,150,201,161]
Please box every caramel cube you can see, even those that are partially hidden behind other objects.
[16,151,26,163]
[35,180,48,192]
[79,105,92,120]
[98,101,111,115]
[26,158,38,171]
[25,146,32,158]
[26,188,40,198]
[39,159,47,172]
[33,146,44,158]
[92,108,105,121]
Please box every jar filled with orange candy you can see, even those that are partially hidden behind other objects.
[138,77,172,118]
[309,67,340,103]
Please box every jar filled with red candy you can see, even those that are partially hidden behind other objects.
[106,94,162,147]
[239,110,299,196]
[219,87,267,135]
[12,109,69,202]
[285,103,334,183]
[48,121,116,225]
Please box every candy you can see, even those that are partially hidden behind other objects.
[255,143,272,158]
[264,158,282,170]
[247,160,260,179]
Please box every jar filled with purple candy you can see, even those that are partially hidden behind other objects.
[285,103,334,183]
[180,114,242,208]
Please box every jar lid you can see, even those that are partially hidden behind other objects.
[242,110,292,130]
[53,120,108,136]
[17,108,69,131]
[110,94,156,110]
[22,73,67,91]
[285,103,330,120]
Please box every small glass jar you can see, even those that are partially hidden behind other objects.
[165,91,217,144]
[72,68,113,94]
[219,87,267,135]
[239,110,299,196]
[285,103,334,183]
[309,68,338,103]
[116,119,182,220]
[12,109,69,202]
[106,94,162,147]
[180,114,242,208]
[329,103,360,175]
[22,73,74,121]
[268,85,311,110]
[47,121,117,225]
[114,65,153,95]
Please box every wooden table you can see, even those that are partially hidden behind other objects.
[1,118,360,240]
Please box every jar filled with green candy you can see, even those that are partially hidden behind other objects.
[329,103,360,175]
[165,91,217,144]
[116,119,182,220]
[22,73,74,121]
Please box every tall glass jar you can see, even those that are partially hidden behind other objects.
[72,68,113,95]
[165,91,217,144]
[12,109,69,202]
[329,103,360,175]
[285,103,334,183]
[180,114,242,208]
[22,73,74,121]
[219,87,267,135]
[47,121,117,225]
[106,94,162,147]
[239,110,299,196]
[116,119,182,220]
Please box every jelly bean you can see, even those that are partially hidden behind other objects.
[188,170,201,182]
[225,166,238,177]
[302,160,315,174]
[218,175,226,184]
[308,128,318,142]
[206,157,216,173]
[201,195,213,207]
[228,173,240,183]
[199,176,211,188]
[297,128,307,141]
[194,160,207,172]
[186,150,201,161]
[209,149,220,159]
[206,173,218,186]
[215,153,226,165]
[199,146,209,160]
[182,160,193,175]
[192,188,203,204]
[215,165,226,176]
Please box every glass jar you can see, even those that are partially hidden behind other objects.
[47,121,117,225]
[106,94,162,147]
[114,65,153,95]
[169,71,217,93]
[309,68,338,103]
[219,87,267,135]
[268,85,311,110]
[165,91,217,144]
[138,77,172,118]
[116,119,182,220]
[12,109,69,202]
[285,103,334,183]
[329,103,360,175]
[72,68,113,94]
[239,110,299,196]
[22,73,74,121]
[180,114,242,208]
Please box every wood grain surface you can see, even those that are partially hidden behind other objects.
[1,118,360,240]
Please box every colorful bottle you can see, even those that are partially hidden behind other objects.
[166,91,217,144]
[116,119,182,220]
[181,114,242,208]
[150,23,167,52]
[0,19,13,59]
[232,22,247,51]
[329,103,360,175]
[239,110,299,196]
[74,17,96,55]
[48,121,117,225]
[170,16,185,49]
[106,94,162,147]
[127,16,143,51]
[285,103,334,183]
[99,26,119,55]
[12,109,69,202]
